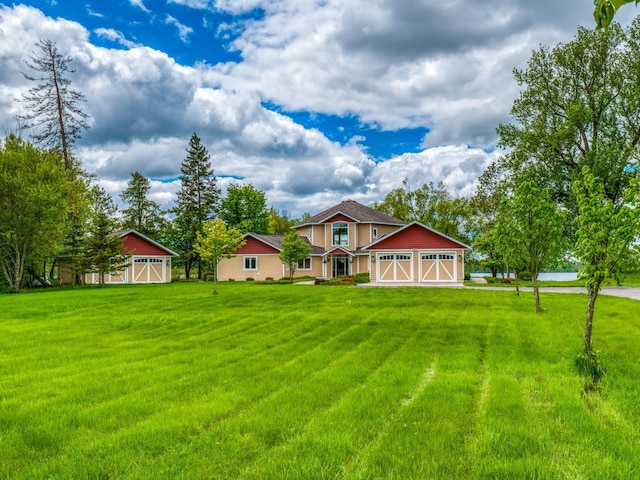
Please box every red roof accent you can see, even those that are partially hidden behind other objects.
[236,236,280,254]
[369,224,465,250]
[123,232,170,256]
[324,214,353,224]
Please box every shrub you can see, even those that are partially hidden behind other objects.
[485,277,495,284]
[245,277,254,282]
[464,272,471,281]
[354,273,370,283]
[265,277,274,281]
[202,272,214,281]
[519,271,533,281]
[501,277,512,284]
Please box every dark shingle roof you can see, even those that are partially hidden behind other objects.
[248,234,324,255]
[295,200,405,227]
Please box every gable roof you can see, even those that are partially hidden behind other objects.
[117,229,178,256]
[363,221,472,251]
[244,233,324,255]
[295,200,405,227]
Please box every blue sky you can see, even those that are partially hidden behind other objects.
[0,1,632,216]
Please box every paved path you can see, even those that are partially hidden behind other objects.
[465,286,640,301]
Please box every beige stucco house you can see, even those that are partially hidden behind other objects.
[218,200,471,285]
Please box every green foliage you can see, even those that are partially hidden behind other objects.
[594,0,638,28]
[373,179,474,244]
[495,180,566,311]
[354,272,370,283]
[81,186,129,286]
[120,171,166,239]
[0,135,70,292]
[172,133,220,279]
[279,231,312,283]
[575,348,606,385]
[219,183,269,234]
[268,208,295,235]
[194,219,245,294]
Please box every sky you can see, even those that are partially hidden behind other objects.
[0,1,637,218]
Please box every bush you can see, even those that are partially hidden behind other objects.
[245,277,254,282]
[519,271,533,281]
[485,277,495,284]
[464,272,471,281]
[501,277,512,284]
[354,273,370,283]
[202,272,214,281]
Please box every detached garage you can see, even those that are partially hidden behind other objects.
[365,222,471,285]
[83,230,177,285]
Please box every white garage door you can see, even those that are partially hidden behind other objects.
[377,253,413,282]
[133,257,165,283]
[420,253,456,282]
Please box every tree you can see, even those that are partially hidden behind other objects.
[279,231,312,283]
[193,219,245,295]
[219,184,269,234]
[82,186,129,286]
[0,135,70,292]
[594,0,638,28]
[268,208,295,235]
[572,167,640,355]
[173,133,220,279]
[495,180,566,312]
[17,39,89,173]
[120,171,166,239]
[373,179,475,244]
[496,22,640,220]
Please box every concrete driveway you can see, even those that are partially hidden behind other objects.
[465,285,640,301]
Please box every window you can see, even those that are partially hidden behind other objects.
[379,255,394,261]
[373,227,378,239]
[396,254,411,261]
[308,228,313,243]
[332,222,348,246]
[439,254,455,260]
[244,256,257,270]
[297,257,312,270]
[149,258,163,263]
[135,258,148,263]
[422,254,438,261]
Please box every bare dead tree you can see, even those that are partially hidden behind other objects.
[17,39,90,172]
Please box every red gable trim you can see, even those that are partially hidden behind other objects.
[366,223,470,250]
[323,213,355,224]
[122,233,171,256]
[236,236,280,255]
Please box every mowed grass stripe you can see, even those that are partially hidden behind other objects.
[2,283,640,478]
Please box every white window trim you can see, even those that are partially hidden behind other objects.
[332,222,349,247]
[297,257,312,270]
[244,256,258,271]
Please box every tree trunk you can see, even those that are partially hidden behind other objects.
[514,270,520,296]
[533,275,541,312]
[584,280,603,355]
[212,260,218,295]
[184,261,191,280]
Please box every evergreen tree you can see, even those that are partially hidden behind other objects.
[120,171,166,239]
[83,187,128,286]
[173,133,220,279]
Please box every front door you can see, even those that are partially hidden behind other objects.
[332,255,349,277]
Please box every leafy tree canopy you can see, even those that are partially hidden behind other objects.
[219,184,269,234]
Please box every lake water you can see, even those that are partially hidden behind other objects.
[470,272,578,281]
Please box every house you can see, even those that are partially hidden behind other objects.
[60,230,178,285]
[217,199,471,285]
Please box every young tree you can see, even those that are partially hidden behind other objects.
[279,231,312,283]
[572,167,640,355]
[120,171,166,239]
[173,133,220,279]
[219,183,269,234]
[17,39,90,173]
[495,180,566,312]
[193,219,245,295]
[0,135,70,292]
[82,186,129,286]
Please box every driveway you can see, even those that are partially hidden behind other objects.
[465,285,640,301]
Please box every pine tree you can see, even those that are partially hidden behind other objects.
[120,172,166,239]
[173,133,220,279]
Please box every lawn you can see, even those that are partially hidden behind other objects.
[1,282,640,478]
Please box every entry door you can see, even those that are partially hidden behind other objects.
[332,256,349,277]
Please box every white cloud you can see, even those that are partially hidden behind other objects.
[129,0,150,13]
[165,15,194,43]
[94,28,141,48]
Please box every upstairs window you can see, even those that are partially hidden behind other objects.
[332,222,348,246]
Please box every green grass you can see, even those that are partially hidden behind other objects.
[1,282,640,478]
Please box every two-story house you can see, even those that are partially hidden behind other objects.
[217,200,471,285]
